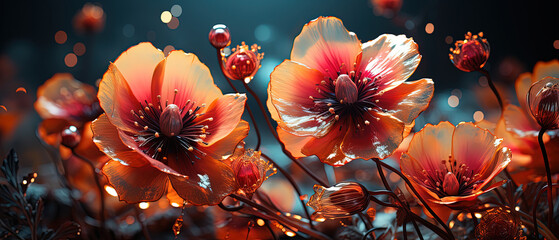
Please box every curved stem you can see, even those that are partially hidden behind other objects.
[538,128,554,231]
[71,149,106,229]
[261,153,314,229]
[533,183,558,239]
[264,220,278,240]
[240,81,329,187]
[361,227,383,240]
[216,49,262,150]
[372,159,454,239]
[230,194,332,240]
[376,161,392,191]
[218,202,244,212]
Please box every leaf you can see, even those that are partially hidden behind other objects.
[1,149,20,192]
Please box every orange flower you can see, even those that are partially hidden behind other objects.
[93,42,249,205]
[73,3,105,34]
[400,122,511,220]
[267,17,433,166]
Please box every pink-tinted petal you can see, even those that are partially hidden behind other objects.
[406,122,454,174]
[269,60,334,137]
[437,180,507,206]
[341,111,405,160]
[451,122,503,174]
[533,60,559,86]
[151,51,222,112]
[113,42,164,103]
[277,127,312,158]
[98,63,142,133]
[358,34,421,91]
[515,73,533,112]
[202,120,250,160]
[168,157,236,205]
[102,160,168,203]
[91,114,148,167]
[301,122,352,166]
[291,16,361,79]
[166,184,184,206]
[503,104,539,137]
[474,147,511,190]
[35,73,97,122]
[376,78,433,125]
[197,94,246,146]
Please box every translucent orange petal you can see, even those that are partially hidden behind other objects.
[168,157,236,205]
[533,59,559,85]
[151,51,222,112]
[290,16,361,79]
[102,160,168,203]
[475,148,511,191]
[515,72,533,112]
[358,34,421,92]
[197,94,246,146]
[301,122,352,166]
[341,111,405,160]
[503,104,539,137]
[277,127,312,158]
[202,120,250,160]
[406,121,454,173]
[269,60,334,137]
[113,42,164,103]
[451,122,502,174]
[376,78,433,125]
[98,63,142,133]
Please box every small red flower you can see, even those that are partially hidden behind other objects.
[267,17,433,166]
[73,3,105,34]
[370,0,402,18]
[222,42,263,83]
[400,122,511,221]
[229,145,274,198]
[528,77,559,130]
[93,42,249,205]
[449,32,490,72]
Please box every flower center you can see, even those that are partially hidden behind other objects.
[160,104,182,137]
[442,172,459,196]
[335,74,359,104]
[417,155,483,197]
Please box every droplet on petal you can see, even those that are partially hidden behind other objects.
[160,104,182,137]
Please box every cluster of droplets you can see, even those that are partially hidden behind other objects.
[416,154,483,198]
[309,63,388,131]
[128,88,214,165]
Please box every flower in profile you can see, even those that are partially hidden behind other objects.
[93,42,249,205]
[400,122,511,220]
[308,182,370,219]
[449,32,490,72]
[528,77,559,130]
[474,207,522,240]
[267,17,433,166]
[73,3,106,34]
[209,24,231,49]
[229,145,275,198]
[370,0,402,18]
[221,42,263,83]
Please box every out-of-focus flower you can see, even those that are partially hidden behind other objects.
[528,77,559,130]
[35,73,101,125]
[400,122,511,221]
[267,17,433,166]
[449,32,490,72]
[308,182,370,219]
[230,146,275,198]
[370,0,402,18]
[474,207,522,240]
[209,24,231,49]
[93,42,248,205]
[73,3,105,34]
[221,42,263,83]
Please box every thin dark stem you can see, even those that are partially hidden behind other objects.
[373,159,454,239]
[134,207,152,240]
[261,153,314,229]
[216,49,262,150]
[361,227,384,240]
[218,202,244,212]
[230,194,331,240]
[533,183,558,239]
[240,81,329,187]
[71,150,106,229]
[359,212,373,229]
[478,68,503,112]
[264,220,278,240]
[376,161,392,191]
[403,220,408,240]
[538,128,554,230]
[469,210,478,226]
[410,218,425,240]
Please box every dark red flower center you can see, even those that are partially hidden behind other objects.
[418,155,483,197]
[127,90,212,165]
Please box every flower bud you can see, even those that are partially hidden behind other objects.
[209,24,231,49]
[475,207,521,240]
[528,77,559,130]
[61,125,81,148]
[307,182,370,219]
[449,32,490,72]
[73,3,105,34]
[231,148,274,198]
[222,42,263,83]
